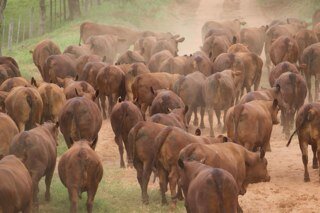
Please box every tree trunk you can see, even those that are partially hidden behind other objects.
[68,0,81,20]
[39,0,46,34]
[0,0,7,56]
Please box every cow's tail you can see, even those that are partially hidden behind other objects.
[45,85,53,122]
[127,121,145,165]
[77,147,88,198]
[232,104,245,144]
[287,104,313,146]
[119,74,127,101]
[153,126,173,169]
[26,92,35,130]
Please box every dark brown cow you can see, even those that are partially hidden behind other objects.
[37,82,66,123]
[274,72,307,137]
[202,70,238,136]
[59,77,96,100]
[150,106,189,131]
[178,160,239,213]
[173,71,206,128]
[59,97,102,149]
[212,52,245,74]
[58,140,103,213]
[79,62,107,89]
[44,54,77,83]
[128,121,167,204]
[300,43,320,102]
[239,87,278,104]
[147,50,173,72]
[192,51,214,76]
[287,102,320,182]
[270,35,299,67]
[269,61,299,87]
[0,77,31,92]
[5,86,43,132]
[32,39,61,80]
[0,56,20,75]
[150,89,185,115]
[9,122,59,209]
[96,65,126,119]
[153,126,232,205]
[225,100,279,156]
[0,63,21,85]
[0,155,33,212]
[125,62,150,101]
[132,72,182,119]
[240,26,268,55]
[111,100,143,168]
[116,50,145,64]
[0,113,19,158]
[179,142,270,196]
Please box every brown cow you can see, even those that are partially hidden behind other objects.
[75,54,103,77]
[116,50,145,64]
[59,77,96,100]
[173,71,206,128]
[85,34,128,63]
[0,77,31,92]
[32,39,61,80]
[239,87,278,104]
[37,82,66,123]
[5,86,43,132]
[158,55,194,75]
[269,61,299,87]
[192,51,214,76]
[153,126,232,205]
[227,43,250,53]
[225,100,279,156]
[0,113,19,158]
[9,122,59,209]
[294,29,318,59]
[274,72,307,137]
[96,65,126,119]
[0,63,21,85]
[110,100,143,168]
[270,36,299,66]
[178,160,239,213]
[79,22,141,50]
[202,34,232,61]
[300,43,320,102]
[202,70,238,136]
[240,26,268,55]
[63,44,92,58]
[125,62,150,101]
[79,62,107,88]
[0,155,33,212]
[128,121,167,204]
[132,72,182,119]
[58,140,103,213]
[212,52,245,74]
[0,56,20,75]
[287,102,320,182]
[44,54,77,83]
[59,97,102,149]
[150,89,185,115]
[147,50,173,72]
[134,36,157,62]
[151,36,185,57]
[179,142,270,196]
[150,106,189,131]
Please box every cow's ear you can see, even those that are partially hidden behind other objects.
[275,84,280,93]
[176,37,185,43]
[31,77,38,87]
[55,121,59,128]
[167,108,172,113]
[223,136,229,143]
[260,149,265,159]
[178,159,184,169]
[195,128,201,136]
[150,87,155,95]
[307,109,315,121]
[75,75,79,81]
[35,123,41,127]
[245,152,259,166]
[232,36,237,44]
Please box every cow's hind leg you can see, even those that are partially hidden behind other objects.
[115,135,125,168]
[100,95,107,119]
[300,141,310,182]
[45,165,55,201]
[200,106,205,129]
[312,142,318,169]
[142,161,152,204]
[68,187,78,213]
[192,107,198,126]
[87,185,98,213]
[208,107,215,137]
[158,165,169,205]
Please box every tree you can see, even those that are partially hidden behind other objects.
[68,0,81,20]
[39,0,46,35]
[0,0,7,56]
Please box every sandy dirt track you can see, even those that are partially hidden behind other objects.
[94,0,320,212]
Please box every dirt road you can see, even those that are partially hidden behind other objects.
[94,0,320,212]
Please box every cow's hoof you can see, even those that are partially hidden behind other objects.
[304,176,310,182]
[142,198,149,205]
[313,164,319,169]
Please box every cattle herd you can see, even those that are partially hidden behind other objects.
[1,8,320,213]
